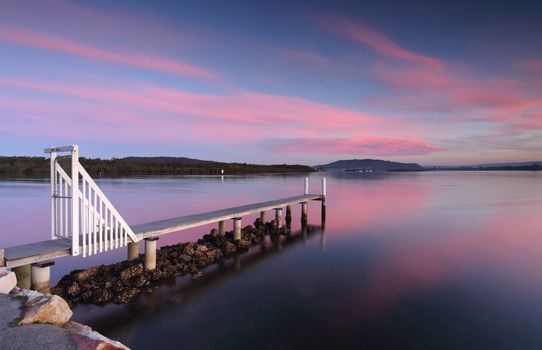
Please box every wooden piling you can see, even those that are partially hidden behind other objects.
[301,202,308,223]
[219,220,226,235]
[260,211,266,224]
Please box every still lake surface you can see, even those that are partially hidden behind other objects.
[1,171,541,349]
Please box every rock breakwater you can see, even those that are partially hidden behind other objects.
[53,219,289,306]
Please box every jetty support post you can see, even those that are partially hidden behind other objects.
[274,208,283,228]
[31,260,54,294]
[285,205,292,226]
[301,202,308,224]
[219,220,226,235]
[233,217,242,241]
[144,237,159,270]
[260,211,266,225]
[127,241,139,261]
[13,264,30,289]
[301,177,309,224]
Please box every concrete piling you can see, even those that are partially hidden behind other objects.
[219,220,226,235]
[233,217,242,241]
[13,265,30,289]
[274,208,283,228]
[31,260,54,293]
[144,237,159,270]
[301,202,308,223]
[127,241,139,261]
[285,205,292,226]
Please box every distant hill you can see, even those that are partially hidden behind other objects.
[468,161,542,168]
[427,161,542,171]
[0,156,313,177]
[318,159,425,172]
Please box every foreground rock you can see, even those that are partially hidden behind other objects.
[65,321,129,350]
[54,220,289,306]
[0,289,130,350]
[14,289,73,326]
[0,269,17,294]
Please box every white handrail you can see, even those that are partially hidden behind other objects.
[46,145,138,257]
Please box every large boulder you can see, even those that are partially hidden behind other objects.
[0,270,17,294]
[17,291,73,326]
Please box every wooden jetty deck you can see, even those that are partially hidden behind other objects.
[2,194,322,268]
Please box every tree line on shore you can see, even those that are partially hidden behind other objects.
[0,156,314,177]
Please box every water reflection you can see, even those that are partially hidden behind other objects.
[2,172,542,349]
[74,223,325,338]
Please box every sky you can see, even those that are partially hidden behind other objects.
[0,0,541,166]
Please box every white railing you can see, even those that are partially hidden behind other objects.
[45,145,138,257]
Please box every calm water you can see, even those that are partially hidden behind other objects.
[1,171,542,349]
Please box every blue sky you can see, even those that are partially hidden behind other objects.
[0,0,541,165]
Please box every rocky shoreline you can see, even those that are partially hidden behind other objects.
[0,288,128,350]
[53,219,291,306]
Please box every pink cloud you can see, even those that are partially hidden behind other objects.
[0,25,215,80]
[315,16,542,137]
[0,76,445,155]
[318,16,443,69]
[0,77,378,130]
[269,136,441,156]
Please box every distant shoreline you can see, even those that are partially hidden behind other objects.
[0,156,314,178]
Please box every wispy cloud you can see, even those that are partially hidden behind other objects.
[1,76,413,150]
[0,25,215,80]
[268,136,441,156]
[317,15,443,69]
[316,16,542,136]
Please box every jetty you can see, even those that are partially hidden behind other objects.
[0,145,327,293]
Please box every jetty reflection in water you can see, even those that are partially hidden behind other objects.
[73,221,326,342]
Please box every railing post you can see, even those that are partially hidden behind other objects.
[304,177,309,195]
[50,150,57,240]
[71,145,80,256]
